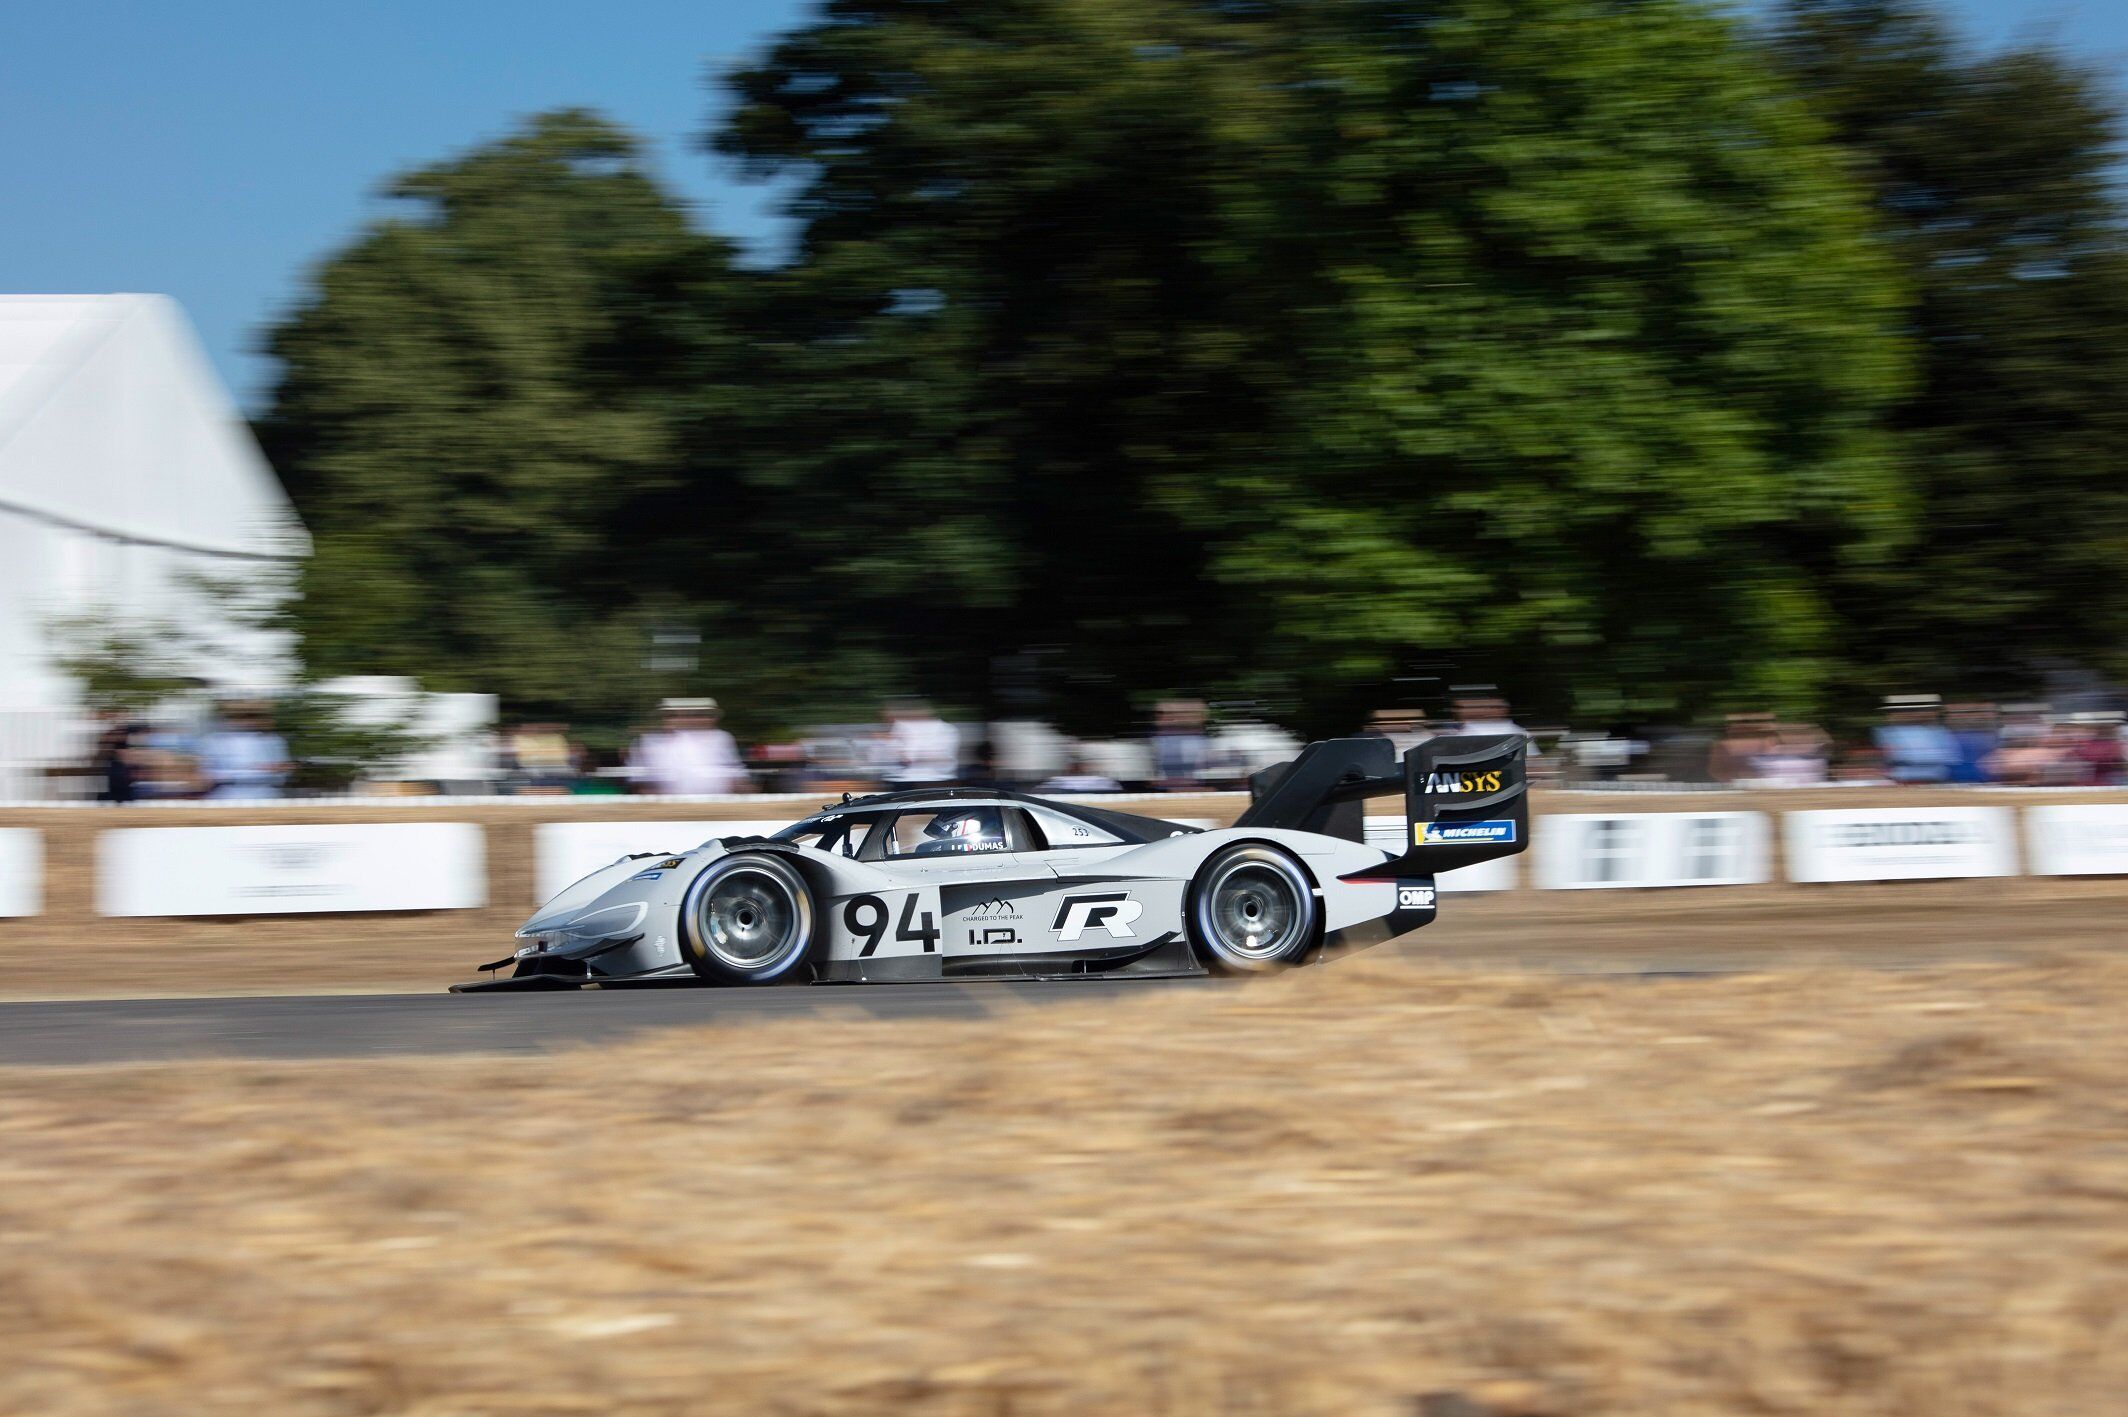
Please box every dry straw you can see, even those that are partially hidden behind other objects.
[5,950,2127,1413]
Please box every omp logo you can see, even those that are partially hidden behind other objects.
[1051,892,1144,941]
[1397,884,1437,909]
[1421,770,1505,795]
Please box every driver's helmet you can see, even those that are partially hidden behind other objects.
[919,808,1002,854]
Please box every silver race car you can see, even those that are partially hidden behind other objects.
[453,734,1527,991]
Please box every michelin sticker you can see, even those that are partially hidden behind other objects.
[1415,820,1518,846]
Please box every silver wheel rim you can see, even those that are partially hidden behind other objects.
[1198,853,1310,962]
[695,866,804,973]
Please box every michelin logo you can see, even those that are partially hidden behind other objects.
[1415,820,1518,846]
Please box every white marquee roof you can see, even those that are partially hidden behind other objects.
[0,294,307,560]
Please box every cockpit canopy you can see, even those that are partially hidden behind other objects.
[770,792,1195,861]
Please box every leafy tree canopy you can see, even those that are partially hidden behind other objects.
[271,0,2128,738]
[1769,0,2128,702]
[261,111,753,726]
[718,0,1912,728]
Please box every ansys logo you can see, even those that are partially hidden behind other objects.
[1421,770,1505,795]
[1051,892,1145,941]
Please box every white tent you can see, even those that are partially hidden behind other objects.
[0,295,308,791]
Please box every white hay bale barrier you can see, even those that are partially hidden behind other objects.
[1537,811,1771,890]
[2024,803,2128,877]
[0,828,41,916]
[97,823,486,917]
[1783,806,2017,883]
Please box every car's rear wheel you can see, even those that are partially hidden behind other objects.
[682,854,816,984]
[1186,843,1319,973]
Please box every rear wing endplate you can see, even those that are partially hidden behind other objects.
[1233,733,1529,878]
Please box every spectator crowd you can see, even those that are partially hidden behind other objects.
[1708,695,2127,788]
[65,685,2128,803]
[91,701,292,803]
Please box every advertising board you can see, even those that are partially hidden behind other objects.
[98,823,486,917]
[1783,807,2017,883]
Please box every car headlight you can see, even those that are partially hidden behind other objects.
[556,902,648,940]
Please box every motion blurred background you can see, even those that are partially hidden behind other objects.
[12,8,2128,1413]
[3,0,2126,793]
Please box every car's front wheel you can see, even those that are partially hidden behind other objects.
[682,854,817,984]
[1186,843,1319,973]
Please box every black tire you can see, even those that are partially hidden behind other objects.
[1186,843,1320,973]
[681,854,817,984]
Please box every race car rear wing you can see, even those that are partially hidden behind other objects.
[1232,733,1529,878]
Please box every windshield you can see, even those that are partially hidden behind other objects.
[772,814,876,857]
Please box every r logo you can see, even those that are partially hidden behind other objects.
[1051,892,1144,941]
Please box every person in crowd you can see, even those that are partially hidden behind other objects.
[1873,694,1960,784]
[2066,712,2126,786]
[133,726,204,798]
[1360,707,1430,758]
[960,734,1006,792]
[198,700,292,800]
[1981,702,2060,784]
[1998,702,2052,747]
[1039,753,1123,793]
[856,721,899,786]
[885,700,959,784]
[1830,744,1893,784]
[1985,716,2068,785]
[1757,721,1832,786]
[629,697,750,795]
[1450,690,1538,755]
[568,745,629,795]
[506,720,578,794]
[91,710,146,803]
[1707,713,1828,785]
[1150,698,1210,790]
[1944,702,2000,784]
[1709,712,1778,783]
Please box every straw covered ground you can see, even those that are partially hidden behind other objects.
[6,951,2128,1414]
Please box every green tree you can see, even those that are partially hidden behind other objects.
[260,110,755,727]
[1769,0,2128,699]
[717,0,1911,728]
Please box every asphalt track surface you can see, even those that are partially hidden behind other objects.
[0,978,1236,1067]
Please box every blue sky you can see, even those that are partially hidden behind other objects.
[4,0,2122,411]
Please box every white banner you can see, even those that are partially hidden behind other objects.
[0,828,40,917]
[2025,804,2128,877]
[98,823,486,918]
[535,820,792,902]
[1364,816,1517,892]
[1783,807,2017,883]
[1537,812,1770,890]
